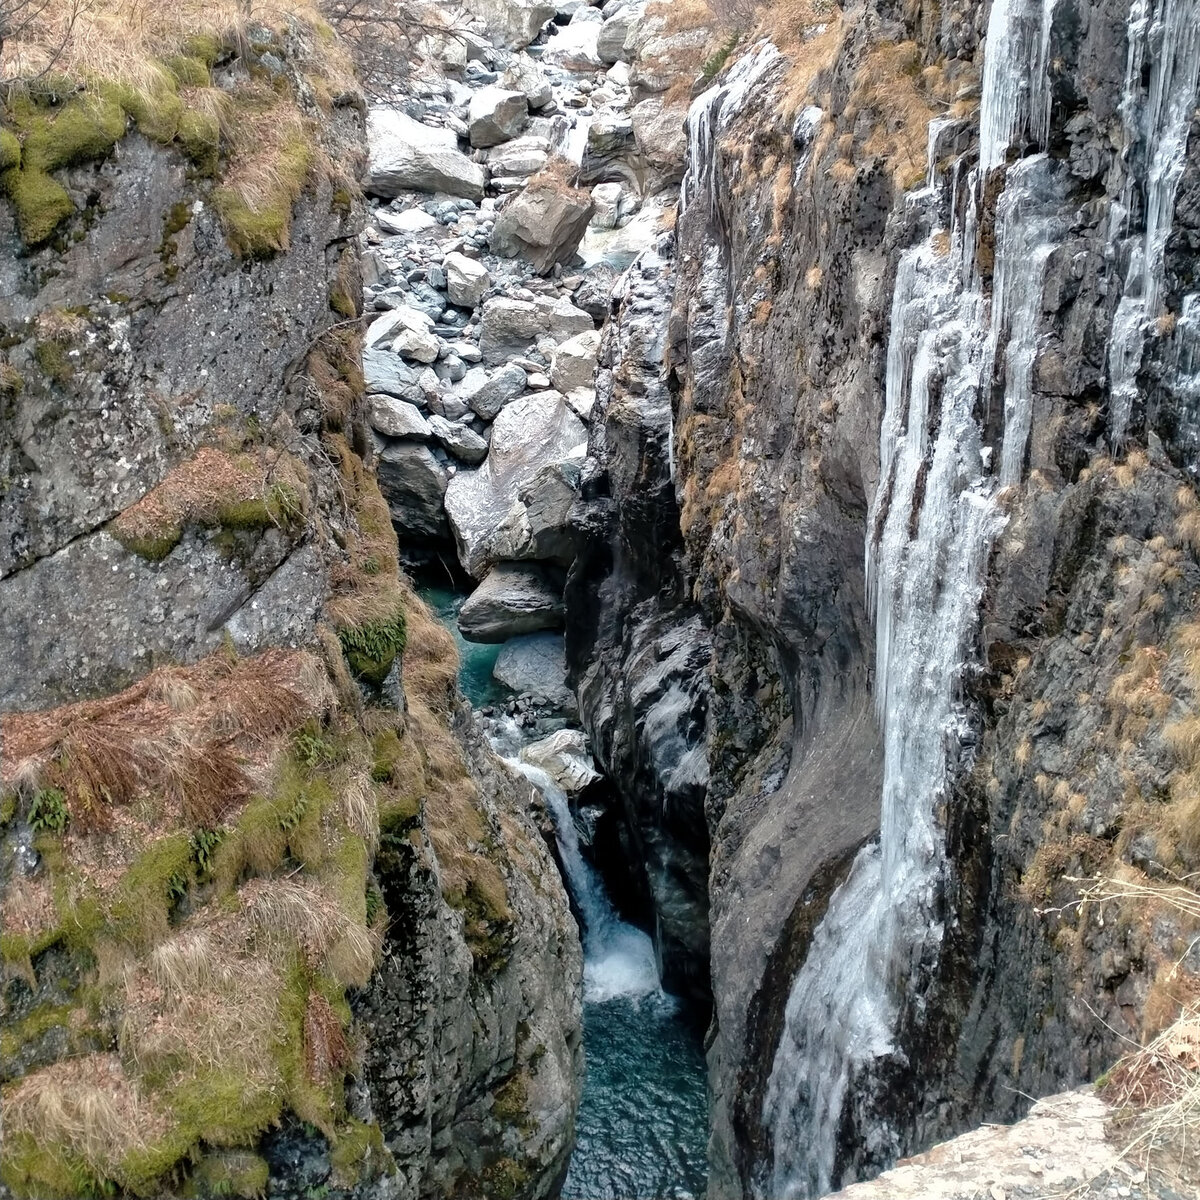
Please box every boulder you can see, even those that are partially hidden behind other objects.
[485,460,580,565]
[541,296,595,341]
[519,729,601,794]
[366,305,433,349]
[375,207,438,235]
[443,252,491,308]
[587,113,635,154]
[500,60,553,110]
[367,110,486,200]
[541,19,604,70]
[629,26,709,95]
[428,415,489,465]
[598,3,643,63]
[631,97,688,183]
[479,298,547,363]
[376,441,450,541]
[487,137,551,180]
[363,347,424,403]
[590,181,624,229]
[458,563,565,642]
[460,0,556,49]
[369,395,432,440]
[493,632,575,712]
[468,87,530,148]
[477,296,595,363]
[490,180,595,275]
[550,329,601,391]
[444,392,587,576]
[464,362,529,420]
[394,326,441,363]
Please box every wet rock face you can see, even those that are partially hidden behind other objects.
[0,113,363,709]
[607,0,1200,1194]
[565,239,713,1005]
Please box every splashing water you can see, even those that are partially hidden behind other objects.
[760,0,1067,1193]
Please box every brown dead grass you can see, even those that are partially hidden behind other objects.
[2,649,330,834]
[0,0,347,93]
[3,1054,167,1170]
[850,40,940,183]
[110,446,307,549]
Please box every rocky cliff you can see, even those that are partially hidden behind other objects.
[567,0,1200,1195]
[0,12,580,1200]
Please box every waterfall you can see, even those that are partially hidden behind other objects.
[760,1,1065,1194]
[1107,0,1200,447]
[504,751,660,1002]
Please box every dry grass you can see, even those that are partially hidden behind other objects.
[850,40,940,183]
[110,445,308,554]
[1,0,341,91]
[2,648,329,834]
[773,7,843,119]
[2,1054,168,1174]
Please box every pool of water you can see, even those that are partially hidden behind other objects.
[419,584,513,709]
[564,993,709,1200]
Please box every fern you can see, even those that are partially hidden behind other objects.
[29,788,69,834]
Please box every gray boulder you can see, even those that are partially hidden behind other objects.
[363,347,423,403]
[428,415,489,465]
[487,137,551,180]
[519,729,601,794]
[590,182,624,229]
[444,252,491,308]
[631,97,688,185]
[493,632,575,713]
[542,296,595,342]
[550,329,601,392]
[376,441,450,541]
[394,325,441,363]
[485,459,580,566]
[375,207,438,235]
[367,109,486,200]
[598,3,643,63]
[501,59,553,109]
[479,298,547,363]
[458,563,565,642]
[369,395,432,440]
[461,0,556,49]
[444,392,587,577]
[469,87,530,148]
[490,180,595,275]
[465,363,529,420]
[478,296,595,363]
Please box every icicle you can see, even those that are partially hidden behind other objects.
[1107,0,1200,448]
[763,0,1065,1194]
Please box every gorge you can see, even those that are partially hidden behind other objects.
[2,0,1200,1198]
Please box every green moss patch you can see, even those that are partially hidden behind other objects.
[213,128,313,259]
[1,167,74,247]
[336,608,407,687]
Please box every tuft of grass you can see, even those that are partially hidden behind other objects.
[212,98,314,259]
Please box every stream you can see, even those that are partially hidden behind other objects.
[422,585,708,1199]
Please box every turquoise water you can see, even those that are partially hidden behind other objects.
[563,994,709,1200]
[422,584,710,1199]
[419,584,513,709]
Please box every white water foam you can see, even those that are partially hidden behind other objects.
[501,746,661,1003]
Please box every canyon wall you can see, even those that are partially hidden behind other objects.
[0,18,580,1200]
[570,0,1200,1195]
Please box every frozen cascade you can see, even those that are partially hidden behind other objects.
[760,0,1061,1195]
[1107,0,1200,447]
[990,156,1068,487]
[681,42,781,218]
